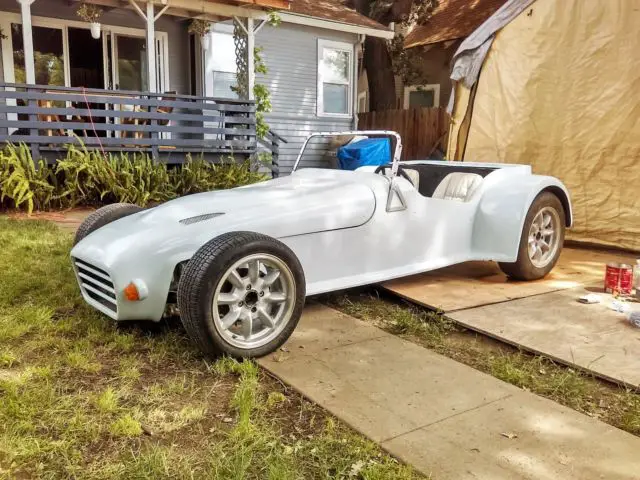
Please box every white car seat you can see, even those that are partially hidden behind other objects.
[432,172,483,202]
[403,169,420,190]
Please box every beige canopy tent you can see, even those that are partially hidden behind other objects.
[447,0,640,250]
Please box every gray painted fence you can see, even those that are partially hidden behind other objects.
[0,83,261,162]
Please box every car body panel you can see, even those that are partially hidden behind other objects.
[71,139,572,323]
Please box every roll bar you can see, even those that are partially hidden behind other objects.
[291,130,403,175]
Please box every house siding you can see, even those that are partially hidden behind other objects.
[0,0,189,94]
[256,23,357,173]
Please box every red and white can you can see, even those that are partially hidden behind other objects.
[605,263,634,295]
[619,264,634,295]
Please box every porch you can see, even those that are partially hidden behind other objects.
[0,0,289,169]
[0,82,263,163]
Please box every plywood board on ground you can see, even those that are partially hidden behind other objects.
[382,247,637,313]
[449,287,640,388]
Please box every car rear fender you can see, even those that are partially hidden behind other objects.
[472,174,572,262]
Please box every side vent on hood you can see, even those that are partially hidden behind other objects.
[179,213,224,225]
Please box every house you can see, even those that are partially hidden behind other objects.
[0,0,392,173]
[357,0,506,112]
[446,0,640,251]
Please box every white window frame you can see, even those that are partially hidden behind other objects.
[403,84,441,109]
[317,39,354,118]
[357,90,368,113]
[203,23,239,99]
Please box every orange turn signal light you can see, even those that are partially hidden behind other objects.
[123,282,140,302]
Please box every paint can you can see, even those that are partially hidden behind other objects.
[605,263,621,294]
[619,264,634,295]
[605,263,634,295]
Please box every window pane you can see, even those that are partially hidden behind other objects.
[116,35,148,91]
[409,89,435,108]
[323,83,348,114]
[12,24,65,86]
[212,71,238,98]
[209,32,237,73]
[321,48,349,84]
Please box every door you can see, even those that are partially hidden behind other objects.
[101,31,169,138]
[113,34,148,91]
[102,31,168,92]
[68,27,104,89]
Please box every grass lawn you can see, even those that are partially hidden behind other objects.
[0,217,420,479]
[323,292,640,437]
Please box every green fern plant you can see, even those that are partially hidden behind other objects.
[0,143,56,213]
[171,154,266,194]
[1,140,266,212]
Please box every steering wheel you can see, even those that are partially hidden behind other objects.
[374,164,413,184]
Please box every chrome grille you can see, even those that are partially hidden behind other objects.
[74,259,117,313]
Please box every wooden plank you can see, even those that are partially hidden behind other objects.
[0,91,255,113]
[0,135,256,149]
[0,105,257,124]
[382,247,637,313]
[1,82,255,105]
[39,146,255,155]
[0,120,256,136]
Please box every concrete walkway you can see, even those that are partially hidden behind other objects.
[259,304,640,480]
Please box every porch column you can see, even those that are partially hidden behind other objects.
[17,0,36,84]
[145,1,156,93]
[129,0,169,93]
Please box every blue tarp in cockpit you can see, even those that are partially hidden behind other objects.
[337,138,391,170]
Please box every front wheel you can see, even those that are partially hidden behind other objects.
[177,232,305,359]
[499,192,565,281]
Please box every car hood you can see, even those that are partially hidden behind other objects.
[71,169,380,268]
[137,168,376,229]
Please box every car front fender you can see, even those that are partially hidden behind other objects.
[472,174,572,262]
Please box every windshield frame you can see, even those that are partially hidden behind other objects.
[291,130,403,175]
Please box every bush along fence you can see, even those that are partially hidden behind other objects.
[0,142,267,213]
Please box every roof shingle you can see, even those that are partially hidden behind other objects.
[404,0,507,48]
[289,0,391,32]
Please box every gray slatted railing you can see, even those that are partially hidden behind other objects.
[0,83,258,161]
[259,129,288,178]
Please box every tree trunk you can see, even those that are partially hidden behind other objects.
[364,36,396,111]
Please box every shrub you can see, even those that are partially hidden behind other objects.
[56,144,175,207]
[0,142,267,212]
[0,143,57,213]
[170,154,265,195]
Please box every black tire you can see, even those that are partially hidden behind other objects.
[177,231,305,359]
[74,203,143,246]
[499,192,566,281]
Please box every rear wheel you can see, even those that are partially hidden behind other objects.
[177,232,305,359]
[74,203,143,245]
[499,192,565,280]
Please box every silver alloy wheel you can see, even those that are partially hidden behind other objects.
[212,253,295,350]
[528,206,561,268]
